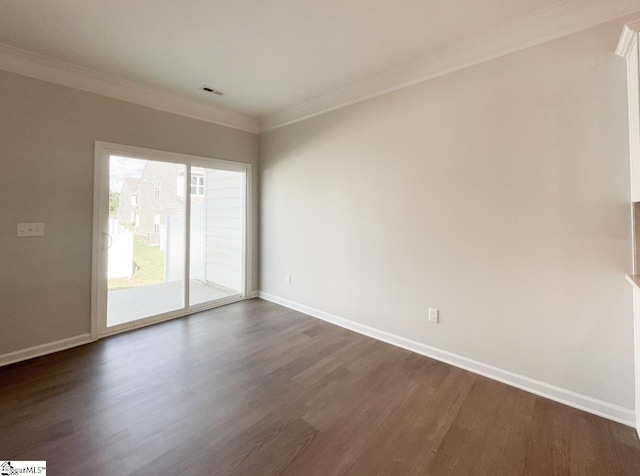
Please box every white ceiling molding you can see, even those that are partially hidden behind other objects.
[1,2,639,135]
[616,19,640,57]
[261,1,640,132]
[0,43,260,134]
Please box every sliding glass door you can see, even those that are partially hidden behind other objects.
[93,143,249,336]
[188,165,245,306]
[106,156,186,327]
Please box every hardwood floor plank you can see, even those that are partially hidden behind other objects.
[610,422,640,476]
[344,363,476,476]
[422,378,528,475]
[0,298,638,476]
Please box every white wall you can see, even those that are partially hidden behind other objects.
[260,18,635,410]
[0,70,259,356]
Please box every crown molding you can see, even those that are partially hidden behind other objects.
[261,2,640,131]
[616,19,640,57]
[0,43,260,134]
[2,3,639,134]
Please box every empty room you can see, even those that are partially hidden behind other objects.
[4,1,640,474]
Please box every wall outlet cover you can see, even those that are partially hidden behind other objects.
[428,308,439,323]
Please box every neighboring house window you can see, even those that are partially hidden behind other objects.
[154,182,161,199]
[191,175,204,196]
[131,193,138,206]
[154,213,161,233]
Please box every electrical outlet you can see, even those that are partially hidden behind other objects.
[285,274,292,285]
[17,223,45,237]
[428,308,439,324]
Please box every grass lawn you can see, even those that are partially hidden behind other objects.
[108,235,165,290]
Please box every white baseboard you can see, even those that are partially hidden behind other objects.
[248,290,260,299]
[258,291,636,428]
[0,333,92,368]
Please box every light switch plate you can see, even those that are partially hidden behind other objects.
[17,223,45,237]
[428,308,439,323]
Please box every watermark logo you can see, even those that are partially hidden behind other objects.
[0,461,46,475]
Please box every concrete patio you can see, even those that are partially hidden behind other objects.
[107,280,240,327]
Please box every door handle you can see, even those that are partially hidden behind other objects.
[104,232,113,250]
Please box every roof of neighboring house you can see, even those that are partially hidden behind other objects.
[123,177,140,193]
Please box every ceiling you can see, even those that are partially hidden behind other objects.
[0,0,639,131]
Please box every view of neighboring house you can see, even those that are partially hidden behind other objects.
[118,161,204,244]
[117,177,139,226]
[138,161,184,244]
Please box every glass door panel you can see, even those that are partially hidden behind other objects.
[107,155,186,327]
[189,166,244,306]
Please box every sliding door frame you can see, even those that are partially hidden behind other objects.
[91,141,253,340]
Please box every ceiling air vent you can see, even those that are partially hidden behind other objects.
[200,85,224,96]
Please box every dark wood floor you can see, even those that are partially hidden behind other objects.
[1,298,639,475]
